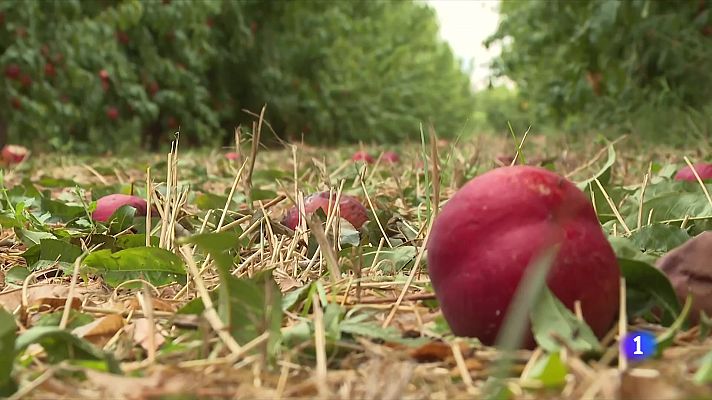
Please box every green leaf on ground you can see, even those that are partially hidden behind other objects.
[618,258,681,325]
[0,308,17,391]
[530,288,601,353]
[21,239,82,271]
[83,247,186,288]
[527,351,568,388]
[14,326,119,373]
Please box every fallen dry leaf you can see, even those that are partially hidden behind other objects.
[656,231,712,322]
[123,297,177,313]
[0,284,71,312]
[619,368,683,400]
[72,314,125,347]
[129,318,165,352]
[409,341,453,363]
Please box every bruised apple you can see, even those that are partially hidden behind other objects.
[282,191,368,230]
[1,144,28,164]
[427,166,620,347]
[674,162,712,182]
[92,194,151,222]
[351,150,374,164]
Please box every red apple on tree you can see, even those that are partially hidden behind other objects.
[4,64,20,80]
[44,63,56,78]
[10,97,21,110]
[106,106,119,120]
[225,152,239,161]
[19,74,32,88]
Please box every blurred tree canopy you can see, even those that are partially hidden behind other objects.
[0,0,475,152]
[486,0,712,140]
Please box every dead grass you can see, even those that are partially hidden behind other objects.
[1,130,711,400]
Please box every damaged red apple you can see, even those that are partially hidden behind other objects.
[427,165,620,347]
[282,191,368,230]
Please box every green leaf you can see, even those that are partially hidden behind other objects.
[340,320,429,347]
[527,351,568,388]
[576,145,616,190]
[14,326,119,373]
[618,258,681,325]
[223,272,283,354]
[0,308,17,390]
[628,224,690,257]
[83,247,186,288]
[21,239,82,271]
[281,284,313,312]
[694,351,712,384]
[15,229,56,247]
[40,198,86,221]
[116,234,159,249]
[4,266,29,285]
[530,288,601,353]
[361,245,417,273]
[106,204,137,234]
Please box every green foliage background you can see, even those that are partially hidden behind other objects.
[0,0,476,152]
[486,0,712,141]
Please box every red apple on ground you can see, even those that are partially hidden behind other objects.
[4,64,20,80]
[1,145,28,164]
[674,163,712,182]
[106,106,119,120]
[352,150,374,164]
[427,165,620,347]
[225,152,239,161]
[92,194,151,222]
[381,151,400,164]
[282,191,369,230]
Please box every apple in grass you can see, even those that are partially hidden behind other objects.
[381,151,400,164]
[674,162,712,182]
[1,145,29,164]
[282,191,368,230]
[427,165,620,348]
[92,194,153,223]
[351,150,374,164]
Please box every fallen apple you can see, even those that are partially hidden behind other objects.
[282,191,368,230]
[427,165,620,347]
[381,151,400,164]
[92,194,151,223]
[1,144,28,164]
[674,162,712,182]
[351,150,374,164]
